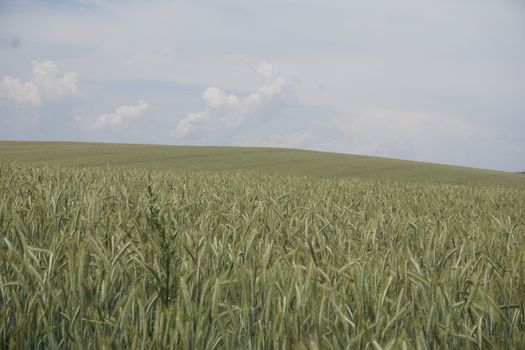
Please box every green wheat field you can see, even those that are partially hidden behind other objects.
[1,141,524,348]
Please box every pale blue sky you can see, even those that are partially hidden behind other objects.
[1,0,524,171]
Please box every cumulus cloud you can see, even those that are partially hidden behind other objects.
[172,62,292,137]
[0,76,41,106]
[32,60,78,98]
[75,100,149,130]
[0,60,78,106]
[173,112,206,136]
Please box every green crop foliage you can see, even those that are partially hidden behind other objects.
[1,141,525,190]
[0,162,524,348]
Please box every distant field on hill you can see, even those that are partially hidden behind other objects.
[1,141,524,189]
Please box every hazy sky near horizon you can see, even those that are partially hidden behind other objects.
[1,0,524,171]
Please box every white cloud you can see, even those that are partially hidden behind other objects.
[173,112,206,136]
[32,60,78,98]
[172,62,292,137]
[254,61,278,79]
[0,60,78,106]
[203,87,241,109]
[75,100,149,130]
[0,76,41,106]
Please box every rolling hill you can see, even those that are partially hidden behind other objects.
[1,140,524,189]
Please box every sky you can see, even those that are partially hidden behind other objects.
[0,0,524,171]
